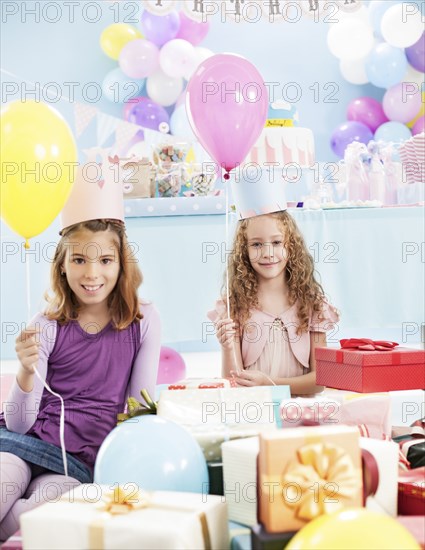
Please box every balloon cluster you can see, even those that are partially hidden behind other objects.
[99,11,213,144]
[327,2,424,158]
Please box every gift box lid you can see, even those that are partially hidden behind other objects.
[315,346,425,367]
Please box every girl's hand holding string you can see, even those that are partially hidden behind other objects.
[215,318,237,350]
[15,328,40,375]
[230,369,275,387]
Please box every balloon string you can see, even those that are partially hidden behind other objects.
[33,369,68,478]
[24,247,69,478]
[225,180,241,374]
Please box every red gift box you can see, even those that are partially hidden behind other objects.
[398,468,425,516]
[315,346,425,392]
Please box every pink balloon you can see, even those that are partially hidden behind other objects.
[383,83,423,124]
[156,346,186,384]
[346,97,388,133]
[412,115,424,135]
[176,12,210,46]
[186,54,268,174]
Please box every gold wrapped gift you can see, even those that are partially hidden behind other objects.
[259,425,363,533]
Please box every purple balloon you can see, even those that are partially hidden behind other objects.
[412,115,424,135]
[123,96,146,121]
[405,32,425,73]
[140,11,180,47]
[186,54,268,173]
[347,97,388,133]
[176,12,210,46]
[127,97,170,132]
[330,121,374,158]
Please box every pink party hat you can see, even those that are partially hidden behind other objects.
[60,161,125,230]
[231,166,287,220]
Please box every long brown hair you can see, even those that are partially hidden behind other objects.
[225,211,325,334]
[45,219,143,329]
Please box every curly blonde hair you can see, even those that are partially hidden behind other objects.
[224,211,325,335]
[45,219,143,329]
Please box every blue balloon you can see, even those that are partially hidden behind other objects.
[374,121,412,143]
[365,43,407,89]
[170,105,196,141]
[94,416,209,494]
[102,68,145,104]
[368,0,403,38]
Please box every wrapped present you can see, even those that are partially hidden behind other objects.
[307,389,392,439]
[259,426,363,533]
[21,485,229,550]
[1,530,22,550]
[315,345,425,392]
[167,378,237,390]
[360,437,399,516]
[222,437,259,526]
[279,397,341,428]
[398,468,425,516]
[251,524,296,550]
[207,462,224,496]
[157,386,290,461]
[395,419,425,470]
[397,517,425,549]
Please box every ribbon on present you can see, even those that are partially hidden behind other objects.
[281,442,359,520]
[117,389,157,425]
[340,338,399,351]
[67,486,212,550]
[361,449,379,505]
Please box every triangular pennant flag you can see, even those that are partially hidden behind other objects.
[97,112,120,146]
[74,103,97,138]
[115,120,143,155]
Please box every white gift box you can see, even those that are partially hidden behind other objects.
[360,437,399,517]
[222,437,259,526]
[21,485,228,550]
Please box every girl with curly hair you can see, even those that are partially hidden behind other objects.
[208,210,339,394]
[0,205,161,540]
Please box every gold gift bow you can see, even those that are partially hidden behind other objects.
[117,389,157,425]
[281,442,359,521]
[61,486,212,550]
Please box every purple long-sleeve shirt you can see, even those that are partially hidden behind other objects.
[1,303,161,470]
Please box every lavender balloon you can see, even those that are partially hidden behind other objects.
[383,83,422,124]
[127,97,170,132]
[405,32,425,73]
[176,12,210,46]
[330,121,373,158]
[140,11,180,47]
[347,97,388,133]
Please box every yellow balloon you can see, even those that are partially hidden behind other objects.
[407,92,425,128]
[1,101,77,247]
[286,508,420,550]
[100,23,142,60]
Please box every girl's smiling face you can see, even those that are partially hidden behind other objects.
[245,215,288,281]
[61,229,120,312]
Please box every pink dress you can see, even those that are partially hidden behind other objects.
[208,300,340,377]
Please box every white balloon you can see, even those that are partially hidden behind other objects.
[183,47,214,81]
[327,19,374,61]
[333,5,370,25]
[159,39,196,79]
[381,4,424,48]
[147,70,184,107]
[340,58,369,85]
